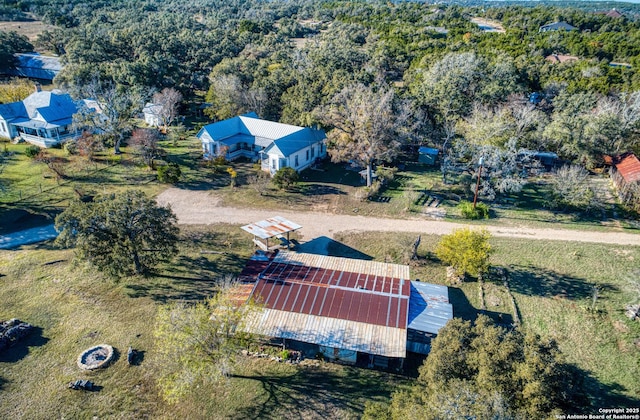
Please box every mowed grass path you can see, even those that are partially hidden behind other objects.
[333,231,640,407]
[0,225,410,419]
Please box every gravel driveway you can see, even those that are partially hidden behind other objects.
[157,188,640,246]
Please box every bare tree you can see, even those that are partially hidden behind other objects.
[153,283,262,403]
[130,128,161,168]
[73,78,146,154]
[75,131,104,161]
[549,164,604,212]
[318,83,408,186]
[152,87,182,133]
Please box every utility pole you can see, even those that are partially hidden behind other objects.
[473,157,484,210]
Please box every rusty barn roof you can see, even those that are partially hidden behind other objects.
[613,153,640,183]
[242,251,411,358]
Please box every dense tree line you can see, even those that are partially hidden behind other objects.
[3,0,640,201]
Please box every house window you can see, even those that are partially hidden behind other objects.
[294,155,299,167]
[306,150,310,161]
[0,121,5,133]
[271,158,276,169]
[311,146,315,158]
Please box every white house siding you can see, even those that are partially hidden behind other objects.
[263,142,327,174]
[0,119,15,139]
[287,142,327,172]
[144,113,161,127]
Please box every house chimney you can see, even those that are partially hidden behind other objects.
[34,83,42,93]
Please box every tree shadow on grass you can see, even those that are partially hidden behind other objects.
[126,274,220,303]
[0,376,7,390]
[232,365,406,420]
[296,236,373,260]
[299,184,347,197]
[567,363,640,413]
[0,327,49,363]
[504,265,613,300]
[448,287,513,326]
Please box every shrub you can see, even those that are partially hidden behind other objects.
[157,163,181,183]
[376,166,397,184]
[64,141,78,155]
[272,166,299,190]
[279,349,290,360]
[211,155,228,166]
[458,200,490,219]
[25,145,41,158]
[435,228,492,279]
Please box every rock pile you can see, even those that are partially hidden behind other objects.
[625,304,640,321]
[0,319,34,352]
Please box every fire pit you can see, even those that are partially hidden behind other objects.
[77,344,114,370]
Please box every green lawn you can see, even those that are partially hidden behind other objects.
[0,134,206,232]
[332,231,640,408]
[0,224,411,419]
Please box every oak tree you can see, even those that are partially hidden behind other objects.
[55,190,179,276]
[319,83,407,187]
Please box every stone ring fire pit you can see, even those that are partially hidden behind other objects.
[77,344,114,370]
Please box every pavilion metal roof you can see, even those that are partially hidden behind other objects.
[241,216,302,240]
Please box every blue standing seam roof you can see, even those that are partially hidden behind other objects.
[418,147,439,155]
[407,281,453,335]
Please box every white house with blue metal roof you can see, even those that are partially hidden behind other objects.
[0,88,97,147]
[197,113,327,175]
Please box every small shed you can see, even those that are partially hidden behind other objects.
[142,102,162,127]
[608,153,640,211]
[8,53,62,81]
[533,151,558,168]
[241,216,301,251]
[418,147,439,165]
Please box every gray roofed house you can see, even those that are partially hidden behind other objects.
[0,87,92,147]
[539,21,577,32]
[7,53,63,81]
[197,113,326,175]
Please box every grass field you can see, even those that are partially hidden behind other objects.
[0,225,411,419]
[1,223,639,416]
[0,18,55,42]
[332,231,640,408]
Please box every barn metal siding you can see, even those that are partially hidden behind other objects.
[245,308,407,358]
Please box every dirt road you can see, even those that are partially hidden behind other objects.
[157,188,640,246]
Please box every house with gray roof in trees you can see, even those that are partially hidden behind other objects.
[197,112,326,175]
[539,21,577,32]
